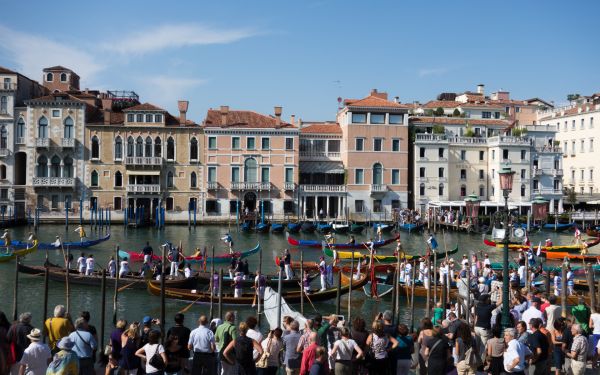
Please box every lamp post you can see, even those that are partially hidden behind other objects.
[498,166,515,329]
[464,193,480,232]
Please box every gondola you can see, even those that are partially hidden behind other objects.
[17,262,198,290]
[11,233,111,250]
[119,243,261,264]
[0,241,39,263]
[543,251,600,262]
[271,224,284,233]
[300,222,315,233]
[287,223,301,233]
[322,245,459,263]
[286,232,400,249]
[542,222,575,231]
[331,222,349,234]
[241,222,253,232]
[483,237,600,253]
[146,271,368,305]
[397,223,424,232]
[256,223,270,233]
[349,223,365,234]
[274,257,396,273]
[316,223,333,233]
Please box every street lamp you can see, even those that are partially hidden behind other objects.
[464,193,480,232]
[498,166,515,329]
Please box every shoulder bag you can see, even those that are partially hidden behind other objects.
[148,344,165,370]
[256,338,272,368]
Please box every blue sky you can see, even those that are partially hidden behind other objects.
[1,1,598,122]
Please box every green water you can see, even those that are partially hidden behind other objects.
[0,223,579,342]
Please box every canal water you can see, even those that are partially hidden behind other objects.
[0,223,580,341]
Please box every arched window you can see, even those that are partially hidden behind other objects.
[190,171,197,188]
[17,118,25,140]
[244,158,257,182]
[167,171,174,188]
[135,136,143,157]
[521,184,526,197]
[63,157,73,178]
[166,137,175,160]
[91,170,99,187]
[190,137,198,160]
[0,126,7,149]
[38,117,48,138]
[60,73,67,82]
[64,117,74,138]
[91,136,100,159]
[127,136,134,157]
[46,73,53,82]
[145,136,153,157]
[50,156,61,177]
[154,137,162,157]
[372,163,383,185]
[114,136,123,160]
[438,183,444,196]
[0,165,5,180]
[115,171,122,187]
[37,156,48,177]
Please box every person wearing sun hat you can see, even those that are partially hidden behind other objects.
[18,328,51,375]
[46,337,79,375]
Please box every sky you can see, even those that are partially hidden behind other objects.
[1,1,599,122]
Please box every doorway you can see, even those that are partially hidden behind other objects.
[14,152,26,185]
[244,192,257,212]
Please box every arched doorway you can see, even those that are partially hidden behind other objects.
[244,192,257,212]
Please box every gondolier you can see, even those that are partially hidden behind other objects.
[254,270,266,299]
[28,232,37,244]
[74,225,87,243]
[119,257,130,278]
[283,249,292,280]
[347,235,356,245]
[141,242,153,264]
[233,272,243,297]
[1,229,11,251]
[318,256,327,291]
[169,245,182,277]
[77,253,86,275]
[85,254,95,276]
[107,256,116,278]
[221,233,234,253]
[427,233,438,251]
[212,271,219,296]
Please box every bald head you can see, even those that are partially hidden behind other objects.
[309,332,318,343]
[225,311,235,323]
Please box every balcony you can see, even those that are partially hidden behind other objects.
[299,151,341,161]
[230,182,271,190]
[207,181,218,190]
[488,136,532,146]
[553,169,563,176]
[124,156,163,166]
[284,182,295,191]
[534,169,543,176]
[535,146,562,153]
[449,136,487,145]
[370,184,387,194]
[36,138,49,148]
[0,149,8,157]
[417,177,428,182]
[61,138,75,148]
[533,188,563,195]
[415,134,448,143]
[300,185,347,193]
[33,177,76,187]
[126,184,161,193]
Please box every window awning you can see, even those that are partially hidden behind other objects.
[299,161,345,174]
[127,171,161,176]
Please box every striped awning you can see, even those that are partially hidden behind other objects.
[299,161,344,174]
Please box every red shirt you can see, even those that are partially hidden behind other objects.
[300,342,318,375]
[540,301,550,313]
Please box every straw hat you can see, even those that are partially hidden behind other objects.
[27,328,42,342]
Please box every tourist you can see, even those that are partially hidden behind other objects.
[245,316,263,361]
[394,323,413,375]
[417,318,435,374]
[47,337,79,374]
[166,313,191,373]
[140,316,160,347]
[104,353,121,375]
[544,294,561,331]
[163,335,183,375]
[222,322,263,375]
[0,312,9,374]
[455,321,479,374]
[16,328,50,375]
[109,320,127,359]
[521,297,543,331]
[43,305,74,353]
[485,326,505,375]
[474,294,494,360]
[85,254,95,276]
[299,332,318,375]
[571,296,591,334]
[119,257,130,278]
[215,312,237,375]
[365,320,398,375]
[503,328,531,374]
[550,318,567,375]
[77,253,86,275]
[308,347,327,375]
[108,256,117,278]
[7,312,33,374]
[67,317,97,374]
[135,330,167,375]
[564,323,588,375]
[283,320,302,374]
[119,323,141,374]
[141,242,153,264]
[590,306,600,367]
[330,327,363,375]
[297,319,314,352]
[526,318,550,375]
[258,328,283,375]
[424,328,452,374]
[188,315,216,375]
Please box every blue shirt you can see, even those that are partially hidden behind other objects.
[282,331,301,366]
[188,325,215,353]
[68,330,97,359]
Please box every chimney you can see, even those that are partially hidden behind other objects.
[290,114,295,126]
[370,89,388,100]
[101,99,112,125]
[298,118,303,129]
[220,105,229,126]
[394,96,400,103]
[274,106,282,126]
[178,100,189,125]
[477,84,485,96]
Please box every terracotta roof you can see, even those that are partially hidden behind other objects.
[0,66,18,74]
[27,92,86,104]
[422,100,461,109]
[410,116,510,126]
[43,66,74,72]
[123,103,165,112]
[204,109,294,129]
[344,95,409,108]
[459,102,504,109]
[300,123,342,134]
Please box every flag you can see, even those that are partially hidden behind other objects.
[536,242,542,257]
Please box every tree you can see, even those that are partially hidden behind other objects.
[453,108,461,117]
[432,124,445,134]
[434,107,445,116]
[567,94,581,102]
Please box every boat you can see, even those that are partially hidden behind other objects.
[274,257,396,273]
[271,224,284,233]
[349,223,364,234]
[323,245,459,263]
[316,223,333,233]
[373,223,394,233]
[331,222,349,234]
[363,276,395,298]
[586,228,599,237]
[542,251,600,262]
[397,223,424,232]
[17,262,198,289]
[11,233,111,250]
[119,243,261,264]
[256,223,270,233]
[146,271,368,305]
[241,222,252,232]
[483,237,600,253]
[301,222,315,233]
[286,233,400,249]
[287,223,301,233]
[542,222,575,231]
[514,223,540,231]
[0,241,39,263]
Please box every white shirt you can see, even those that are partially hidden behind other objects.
[518,265,526,282]
[261,337,283,367]
[86,257,95,270]
[184,267,192,278]
[333,338,357,360]
[461,259,469,267]
[521,306,543,331]
[483,258,491,266]
[503,339,531,373]
[143,344,165,373]
[120,261,130,273]
[19,341,51,375]
[108,259,116,273]
[247,328,263,360]
[77,257,86,270]
[591,313,600,335]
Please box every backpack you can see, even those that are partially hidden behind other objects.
[234,336,253,365]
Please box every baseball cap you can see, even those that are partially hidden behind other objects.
[142,316,152,325]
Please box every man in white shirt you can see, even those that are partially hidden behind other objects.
[19,328,51,375]
[483,254,491,266]
[119,258,130,278]
[107,256,116,278]
[503,328,532,373]
[404,262,412,285]
[517,264,526,285]
[77,253,86,275]
[85,254,95,276]
[521,297,543,331]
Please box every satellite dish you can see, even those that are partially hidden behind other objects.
[514,228,525,238]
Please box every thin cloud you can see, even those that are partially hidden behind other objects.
[137,75,207,112]
[418,67,450,78]
[0,25,105,82]
[104,24,260,55]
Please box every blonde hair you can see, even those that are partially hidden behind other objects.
[125,324,139,339]
[239,322,248,335]
[116,319,127,329]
